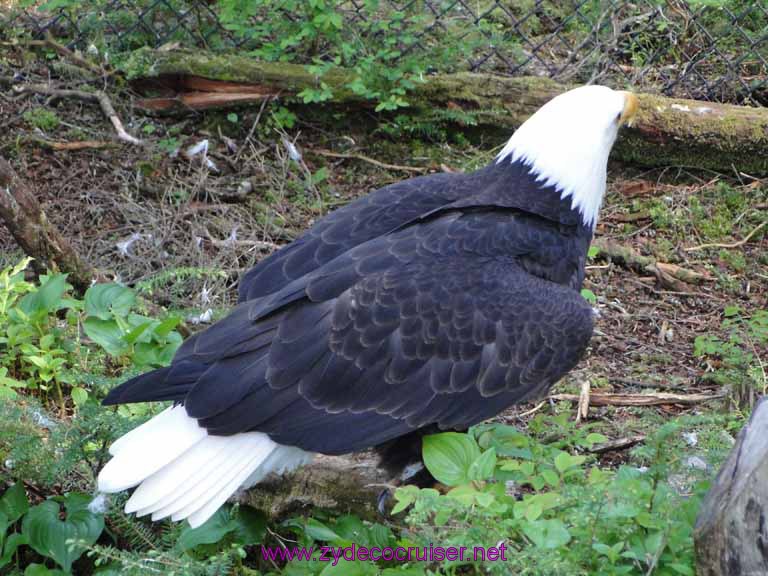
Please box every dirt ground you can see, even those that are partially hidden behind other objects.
[1,54,767,459]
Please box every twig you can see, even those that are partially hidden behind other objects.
[43,31,104,76]
[14,84,141,145]
[575,380,590,423]
[23,138,116,151]
[685,220,767,252]
[550,391,723,406]
[516,400,547,419]
[314,149,428,173]
[589,435,646,454]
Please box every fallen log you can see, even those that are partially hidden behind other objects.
[124,48,768,175]
[242,452,389,521]
[0,158,94,293]
[694,397,768,575]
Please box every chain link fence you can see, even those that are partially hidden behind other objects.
[2,0,766,106]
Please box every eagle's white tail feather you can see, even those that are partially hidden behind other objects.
[176,439,276,527]
[97,405,315,528]
[125,435,243,514]
[150,434,273,522]
[99,405,206,492]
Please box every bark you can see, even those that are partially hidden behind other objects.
[125,48,768,175]
[694,397,768,575]
[0,158,94,293]
[241,453,390,521]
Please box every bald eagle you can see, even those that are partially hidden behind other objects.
[98,86,639,527]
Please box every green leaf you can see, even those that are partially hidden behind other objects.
[22,493,104,571]
[580,288,597,304]
[83,317,127,356]
[177,508,235,551]
[422,432,481,486]
[232,506,267,545]
[304,518,341,543]
[71,387,89,407]
[554,452,586,474]
[84,284,136,320]
[320,559,378,576]
[0,533,29,568]
[24,563,69,576]
[467,448,496,481]
[522,518,571,549]
[19,274,69,316]
[391,485,418,515]
[0,483,29,524]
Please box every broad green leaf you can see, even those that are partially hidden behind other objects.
[232,506,267,545]
[19,274,69,315]
[468,448,497,481]
[24,564,68,576]
[84,283,136,320]
[0,483,29,524]
[422,432,481,487]
[177,508,235,551]
[522,518,571,549]
[554,452,586,474]
[22,493,104,572]
[304,518,341,543]
[83,317,127,356]
[0,533,29,568]
[71,387,88,407]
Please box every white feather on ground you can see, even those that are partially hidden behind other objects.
[98,405,314,528]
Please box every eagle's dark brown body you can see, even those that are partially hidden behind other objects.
[104,159,594,457]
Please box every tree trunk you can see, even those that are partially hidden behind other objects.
[0,158,94,293]
[694,397,768,575]
[125,48,768,175]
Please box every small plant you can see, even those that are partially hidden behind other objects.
[695,306,768,408]
[22,108,61,132]
[0,484,104,574]
[390,421,704,575]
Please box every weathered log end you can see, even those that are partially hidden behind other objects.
[240,452,391,521]
[694,397,768,575]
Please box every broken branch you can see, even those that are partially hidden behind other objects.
[14,84,141,145]
[0,158,95,293]
[550,391,723,406]
[685,220,766,252]
[592,238,712,291]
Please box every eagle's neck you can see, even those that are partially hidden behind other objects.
[495,120,614,230]
[478,159,595,231]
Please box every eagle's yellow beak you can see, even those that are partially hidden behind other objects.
[618,91,639,127]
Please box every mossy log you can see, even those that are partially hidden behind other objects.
[241,453,390,521]
[694,397,768,575]
[126,48,768,175]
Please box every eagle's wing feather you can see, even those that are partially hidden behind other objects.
[237,173,463,302]
[104,210,593,454]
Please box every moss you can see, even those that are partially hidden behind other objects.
[22,107,60,131]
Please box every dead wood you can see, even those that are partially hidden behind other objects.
[0,158,95,293]
[591,238,712,291]
[550,391,722,407]
[14,84,141,145]
[694,397,768,575]
[589,435,646,453]
[125,48,768,174]
[242,453,389,521]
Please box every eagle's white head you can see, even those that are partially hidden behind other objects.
[496,85,638,229]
